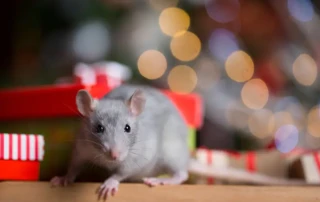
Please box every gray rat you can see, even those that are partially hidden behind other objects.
[50,84,190,200]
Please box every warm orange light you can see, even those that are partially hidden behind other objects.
[167,65,197,94]
[225,50,254,82]
[170,31,201,62]
[292,53,317,86]
[159,7,190,37]
[137,50,167,80]
[241,78,269,110]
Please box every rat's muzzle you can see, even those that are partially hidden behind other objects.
[109,149,119,161]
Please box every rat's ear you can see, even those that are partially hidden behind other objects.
[76,89,98,116]
[127,89,146,116]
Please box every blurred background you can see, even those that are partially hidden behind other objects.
[1,0,320,153]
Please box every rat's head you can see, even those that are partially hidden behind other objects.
[76,89,146,162]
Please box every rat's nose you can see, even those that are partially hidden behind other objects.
[110,149,119,160]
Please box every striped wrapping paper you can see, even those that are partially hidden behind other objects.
[0,133,45,161]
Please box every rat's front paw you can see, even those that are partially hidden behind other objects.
[96,178,120,201]
[50,176,72,187]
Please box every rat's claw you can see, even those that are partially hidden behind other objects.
[97,178,119,201]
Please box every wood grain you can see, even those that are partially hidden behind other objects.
[0,182,319,202]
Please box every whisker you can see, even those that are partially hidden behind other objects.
[61,102,84,119]
[75,139,104,149]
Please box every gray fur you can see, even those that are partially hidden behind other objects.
[63,84,190,183]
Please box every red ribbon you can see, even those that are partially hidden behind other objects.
[246,152,256,172]
[203,148,214,184]
[313,153,320,173]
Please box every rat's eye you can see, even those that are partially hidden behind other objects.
[124,124,131,133]
[95,124,105,133]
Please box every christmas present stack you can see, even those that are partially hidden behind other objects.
[0,133,45,181]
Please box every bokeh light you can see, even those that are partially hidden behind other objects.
[209,29,240,61]
[275,124,299,153]
[292,53,317,86]
[72,21,110,61]
[225,102,249,129]
[159,7,190,37]
[167,65,198,94]
[149,0,179,11]
[287,0,314,22]
[307,106,320,137]
[248,109,275,139]
[137,50,167,80]
[241,78,269,109]
[225,50,254,82]
[170,31,201,62]
[204,0,240,23]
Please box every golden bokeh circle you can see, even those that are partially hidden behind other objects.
[241,78,269,110]
[167,65,198,94]
[225,50,254,82]
[159,7,190,37]
[170,31,201,62]
[137,49,167,80]
[292,54,317,86]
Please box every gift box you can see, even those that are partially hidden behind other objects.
[191,148,288,184]
[0,133,45,181]
[73,61,132,89]
[288,152,320,183]
[0,80,202,180]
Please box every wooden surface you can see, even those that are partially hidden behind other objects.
[0,182,319,202]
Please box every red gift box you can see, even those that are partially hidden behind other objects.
[0,133,45,181]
